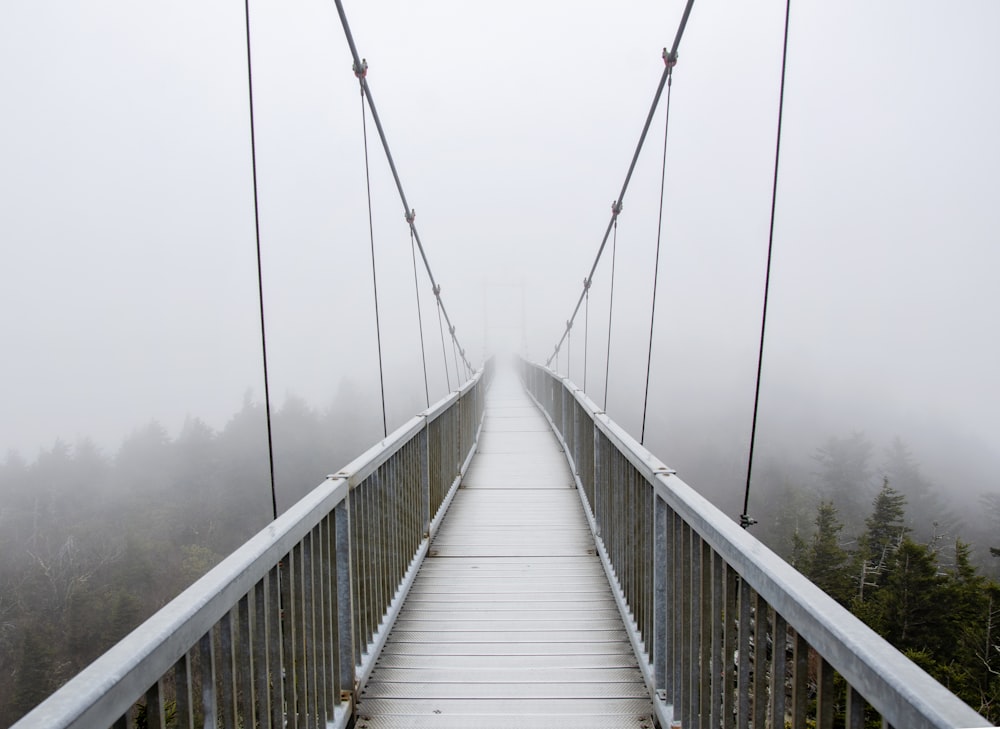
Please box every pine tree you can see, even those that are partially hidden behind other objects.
[877,538,945,652]
[856,478,909,599]
[806,501,853,605]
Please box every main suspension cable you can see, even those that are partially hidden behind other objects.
[603,205,621,410]
[333,0,473,376]
[640,62,676,445]
[434,287,451,391]
[356,62,388,439]
[546,0,695,368]
[242,0,278,521]
[742,0,792,529]
[407,210,430,408]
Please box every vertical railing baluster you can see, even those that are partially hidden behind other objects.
[199,631,217,728]
[847,686,866,729]
[174,653,193,729]
[253,576,271,729]
[710,551,723,729]
[682,521,694,728]
[302,529,318,728]
[320,514,337,716]
[753,592,768,729]
[723,566,737,729]
[737,577,751,729]
[315,519,330,724]
[699,538,712,729]
[280,551,297,729]
[419,427,430,536]
[792,631,809,729]
[653,494,667,700]
[268,565,283,729]
[817,657,835,729]
[770,611,787,729]
[237,594,255,729]
[335,499,356,705]
[671,509,683,716]
[219,611,236,728]
[144,681,163,729]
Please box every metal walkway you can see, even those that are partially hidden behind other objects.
[356,371,655,729]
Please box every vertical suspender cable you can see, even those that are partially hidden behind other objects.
[640,61,676,445]
[742,0,792,529]
[242,0,278,521]
[408,212,430,408]
[356,65,388,439]
[603,205,621,410]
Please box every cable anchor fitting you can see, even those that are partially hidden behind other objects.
[740,514,757,529]
[662,48,678,69]
[611,200,623,217]
[566,320,573,331]
[353,59,368,79]
[449,325,456,336]
[405,208,416,225]
[583,277,591,291]
[433,284,442,299]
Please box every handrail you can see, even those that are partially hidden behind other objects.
[521,359,994,729]
[12,361,493,729]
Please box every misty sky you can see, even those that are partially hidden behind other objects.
[2,1,998,500]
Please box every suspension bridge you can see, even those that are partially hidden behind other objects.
[9,0,998,728]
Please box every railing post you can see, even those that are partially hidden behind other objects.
[334,498,356,704]
[654,494,668,700]
[592,423,602,538]
[419,425,430,537]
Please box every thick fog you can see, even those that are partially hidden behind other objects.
[2,0,999,526]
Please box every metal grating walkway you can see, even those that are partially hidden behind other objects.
[356,370,655,729]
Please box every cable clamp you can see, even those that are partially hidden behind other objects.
[566,319,573,331]
[611,200,623,217]
[405,208,416,225]
[353,59,368,79]
[740,514,757,529]
[583,277,591,291]
[662,48,678,68]
[433,284,442,298]
[449,325,456,336]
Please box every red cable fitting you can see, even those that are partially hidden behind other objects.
[612,200,623,216]
[353,59,368,79]
[405,208,416,224]
[662,49,678,68]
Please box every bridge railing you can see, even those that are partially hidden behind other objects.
[13,364,491,729]
[522,360,993,729]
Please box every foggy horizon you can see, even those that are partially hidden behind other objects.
[2,0,999,522]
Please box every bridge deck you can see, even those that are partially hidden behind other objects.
[357,371,654,729]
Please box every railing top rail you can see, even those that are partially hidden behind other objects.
[332,368,483,488]
[523,359,993,729]
[653,471,989,729]
[13,476,349,729]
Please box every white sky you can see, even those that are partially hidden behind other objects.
[1,0,998,494]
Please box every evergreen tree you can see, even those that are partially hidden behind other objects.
[806,501,853,605]
[856,478,909,599]
[876,538,946,652]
